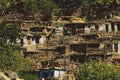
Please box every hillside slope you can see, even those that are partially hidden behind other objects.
[0,0,120,21]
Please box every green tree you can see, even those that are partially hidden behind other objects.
[0,44,31,71]
[0,20,31,72]
[20,0,56,15]
[0,0,10,9]
[18,70,39,80]
[0,20,21,44]
[21,0,38,14]
[75,62,120,80]
[6,22,21,44]
[0,0,57,19]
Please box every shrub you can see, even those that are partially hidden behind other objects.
[18,70,39,80]
[75,62,120,80]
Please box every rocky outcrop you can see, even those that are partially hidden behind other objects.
[0,71,23,80]
[53,0,120,21]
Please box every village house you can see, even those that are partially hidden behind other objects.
[4,19,120,69]
[61,20,120,64]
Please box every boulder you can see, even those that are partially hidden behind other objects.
[4,71,18,80]
[0,72,10,80]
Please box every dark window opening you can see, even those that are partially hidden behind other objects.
[114,44,118,52]
[117,23,120,31]
[106,24,108,32]
[35,36,40,44]
[95,25,98,31]
[111,23,115,32]
[106,44,112,50]
[40,71,49,78]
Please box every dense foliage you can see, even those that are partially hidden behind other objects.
[0,0,57,19]
[0,20,21,43]
[0,44,31,71]
[0,0,11,10]
[0,0,119,21]
[0,0,115,14]
[75,62,120,80]
[0,20,31,72]
[21,0,57,15]
[18,70,39,80]
[0,19,39,79]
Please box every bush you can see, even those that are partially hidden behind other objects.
[18,70,39,80]
[75,62,120,80]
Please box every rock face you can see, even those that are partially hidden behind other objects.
[1,0,120,21]
[53,0,120,21]
[4,71,18,80]
[116,0,120,4]
[0,71,23,80]
[0,72,10,80]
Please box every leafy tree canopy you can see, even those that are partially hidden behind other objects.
[75,62,120,80]
[0,44,31,71]
[0,0,57,15]
[0,20,21,43]
[0,20,32,72]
